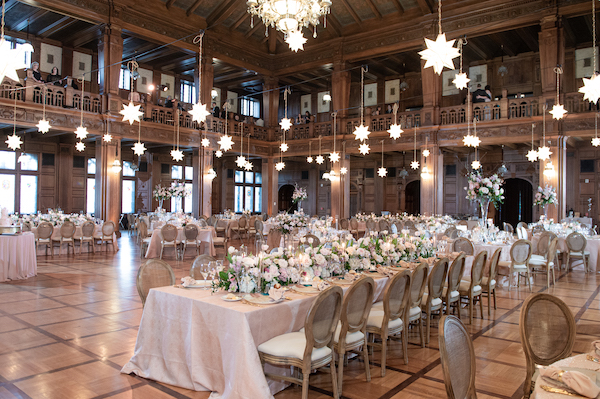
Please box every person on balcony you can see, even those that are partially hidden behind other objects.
[212,102,220,117]
[27,62,44,83]
[46,67,62,86]
[472,84,489,103]
[164,95,174,108]
[304,111,312,123]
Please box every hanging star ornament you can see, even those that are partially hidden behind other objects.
[359,143,370,155]
[244,161,253,171]
[315,155,324,164]
[218,134,234,151]
[75,141,85,152]
[0,39,27,84]
[215,149,223,158]
[285,30,307,52]
[418,33,460,75]
[201,138,210,147]
[280,142,289,152]
[5,133,22,150]
[422,149,430,157]
[452,72,470,90]
[189,102,210,123]
[133,141,146,156]
[549,104,567,120]
[377,167,388,177]
[388,124,403,140]
[471,160,481,170]
[103,133,112,143]
[526,149,538,162]
[340,167,347,175]
[537,146,552,161]
[307,156,313,163]
[593,137,600,147]
[279,118,292,131]
[353,124,370,141]
[410,160,420,170]
[75,126,88,140]
[462,134,480,147]
[275,161,285,171]
[236,155,247,168]
[579,73,600,104]
[36,119,51,134]
[171,149,184,161]
[329,152,340,163]
[120,102,144,125]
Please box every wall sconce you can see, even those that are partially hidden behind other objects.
[420,165,431,179]
[207,168,217,180]
[211,89,218,98]
[543,161,555,177]
[323,93,331,102]
[111,145,121,174]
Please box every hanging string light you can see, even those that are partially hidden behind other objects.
[307,140,313,163]
[421,138,431,178]
[377,140,387,177]
[419,0,460,75]
[340,141,347,175]
[387,103,403,139]
[275,135,285,171]
[579,0,600,104]
[36,86,51,133]
[353,66,371,143]
[171,109,184,161]
[593,114,600,147]
[218,102,234,151]
[422,136,430,158]
[329,112,340,162]
[550,67,567,119]
[189,32,211,123]
[463,94,480,147]
[244,132,253,170]
[453,38,470,89]
[236,123,247,168]
[537,105,552,160]
[411,125,419,170]
[527,123,539,161]
[5,91,21,150]
[132,120,146,156]
[316,135,324,164]
[279,87,292,133]
[74,78,88,150]
[201,133,210,147]
[471,118,481,169]
[119,60,143,125]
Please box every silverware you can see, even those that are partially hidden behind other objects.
[586,354,600,363]
[539,385,585,397]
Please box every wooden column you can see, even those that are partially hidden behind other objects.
[539,136,567,222]
[95,136,121,230]
[98,25,123,115]
[538,15,565,103]
[420,144,443,215]
[262,158,278,216]
[193,147,214,218]
[199,49,214,106]
[331,61,351,118]
[262,77,279,129]
[420,60,442,126]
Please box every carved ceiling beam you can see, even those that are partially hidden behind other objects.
[231,13,250,32]
[339,0,362,26]
[165,0,176,9]
[38,16,78,38]
[186,0,204,17]
[207,0,239,27]
[69,24,103,48]
[366,0,382,19]
[11,9,49,32]
[325,14,342,37]
[416,0,432,15]
[391,0,404,14]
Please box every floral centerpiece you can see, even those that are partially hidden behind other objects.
[534,184,557,219]
[271,211,309,235]
[170,181,190,198]
[153,184,171,210]
[465,172,504,225]
[292,185,307,204]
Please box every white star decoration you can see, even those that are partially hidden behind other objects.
[119,102,144,125]
[133,142,146,156]
[340,167,347,175]
[378,167,388,177]
[75,141,85,152]
[353,124,370,141]
[422,149,430,157]
[411,160,420,170]
[462,134,480,147]
[279,118,292,131]
[471,160,481,170]
[171,149,184,161]
[5,134,22,150]
[285,30,307,52]
[36,119,51,134]
[388,124,403,140]
[452,72,470,90]
[329,152,340,163]
[218,135,234,151]
[215,150,223,158]
[307,156,313,163]
[579,74,600,104]
[201,138,210,147]
[549,104,567,120]
[315,155,324,164]
[0,38,26,84]
[280,143,289,152]
[359,143,370,155]
[189,102,211,123]
[244,161,253,171]
[103,134,112,143]
[537,146,552,161]
[275,161,285,171]
[75,126,88,140]
[236,155,247,168]
[418,33,460,75]
[526,149,538,162]
[593,137,600,147]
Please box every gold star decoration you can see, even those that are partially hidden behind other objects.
[215,150,223,158]
[377,167,388,177]
[201,138,210,147]
[537,146,552,161]
[306,156,313,163]
[5,133,22,150]
[388,124,403,140]
[471,160,481,170]
[280,142,289,152]
[119,102,144,125]
[526,149,538,162]
[275,161,285,171]
[0,38,26,84]
[218,134,234,151]
[133,142,146,156]
[236,155,247,168]
[285,30,307,52]
[579,74,600,104]
[36,119,51,134]
[189,102,211,123]
[418,33,460,75]
[452,72,470,90]
[329,152,340,163]
[315,155,324,164]
[593,137,600,147]
[75,141,85,152]
[340,167,347,175]
[279,118,292,131]
[75,126,88,140]
[359,143,370,155]
[103,133,112,143]
[353,124,370,141]
[170,149,184,161]
[549,104,567,120]
[410,160,420,170]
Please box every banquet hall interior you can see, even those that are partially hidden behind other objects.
[2,0,600,398]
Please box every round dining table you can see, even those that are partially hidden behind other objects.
[532,353,600,398]
[145,225,216,258]
[0,232,37,282]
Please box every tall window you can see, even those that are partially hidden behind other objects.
[234,170,261,213]
[119,67,131,91]
[240,96,260,118]
[0,150,39,214]
[171,165,193,213]
[86,158,96,215]
[13,42,32,67]
[180,80,196,104]
[122,161,136,214]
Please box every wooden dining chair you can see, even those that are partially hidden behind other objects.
[529,237,559,288]
[503,222,514,235]
[160,223,180,259]
[136,259,176,306]
[190,254,217,280]
[258,286,343,399]
[443,253,466,318]
[366,270,411,376]
[452,237,474,255]
[35,221,54,255]
[182,224,201,258]
[422,257,449,344]
[137,220,152,258]
[349,218,360,238]
[519,293,576,399]
[52,220,76,255]
[407,262,428,347]
[212,224,230,256]
[79,221,96,254]
[458,250,487,324]
[565,232,590,273]
[99,221,116,251]
[365,218,377,234]
[231,216,248,243]
[498,239,532,291]
[339,218,349,230]
[302,234,320,247]
[516,221,528,230]
[484,248,501,316]
[438,315,478,399]
[378,219,390,232]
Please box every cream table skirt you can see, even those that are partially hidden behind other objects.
[0,232,37,282]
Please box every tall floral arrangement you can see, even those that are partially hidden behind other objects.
[153,184,172,201]
[534,184,557,206]
[465,172,504,206]
[292,185,307,203]
[170,181,190,198]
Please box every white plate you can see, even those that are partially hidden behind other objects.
[292,284,320,294]
[328,277,353,285]
[243,294,284,305]
[185,280,212,288]
[222,294,242,302]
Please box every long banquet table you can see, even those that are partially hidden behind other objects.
[0,232,37,282]
[122,276,389,398]
[531,235,600,272]
[30,224,119,254]
[145,225,216,258]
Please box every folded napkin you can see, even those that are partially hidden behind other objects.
[268,287,285,301]
[181,276,197,287]
[311,281,331,291]
[376,267,397,277]
[398,260,411,268]
[343,272,361,282]
[591,340,600,358]
[540,367,600,398]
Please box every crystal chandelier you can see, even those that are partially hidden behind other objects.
[246,0,332,51]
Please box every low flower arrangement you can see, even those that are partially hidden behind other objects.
[12,210,94,227]
[271,211,309,234]
[534,184,558,206]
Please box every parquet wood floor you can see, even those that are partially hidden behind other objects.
[0,232,598,399]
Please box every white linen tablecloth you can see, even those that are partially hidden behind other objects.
[145,225,216,258]
[0,232,37,282]
[30,224,119,254]
[531,235,600,272]
[532,353,600,398]
[122,276,389,398]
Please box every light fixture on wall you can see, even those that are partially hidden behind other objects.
[111,145,121,174]
[323,92,331,102]
[236,122,247,168]
[171,109,184,161]
[418,0,460,75]
[329,112,340,162]
[527,123,538,162]
[120,60,144,125]
[388,103,403,139]
[452,38,470,90]
[579,0,600,104]
[593,114,600,147]
[189,32,211,123]
[353,66,371,144]
[211,89,218,99]
[307,140,313,163]
[5,93,21,151]
[421,165,431,179]
[316,135,324,164]
[537,105,552,161]
[498,45,508,77]
[411,125,419,170]
[377,140,387,177]
[543,161,555,177]
[207,168,217,180]
[399,152,409,179]
[550,67,567,120]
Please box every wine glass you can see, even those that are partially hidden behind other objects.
[208,261,218,281]
[200,263,210,289]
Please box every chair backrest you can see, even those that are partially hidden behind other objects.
[190,254,217,279]
[443,227,456,237]
[339,218,349,230]
[469,251,488,289]
[448,229,459,239]
[546,237,559,265]
[503,222,514,234]
[81,221,95,238]
[510,239,532,265]
[238,216,247,229]
[382,269,411,322]
[267,229,282,250]
[409,262,429,309]
[532,224,545,234]
[453,237,474,255]
[457,220,468,227]
[378,219,390,232]
[102,221,115,236]
[262,213,269,221]
[337,277,375,347]
[349,218,358,231]
[184,224,199,240]
[488,248,502,284]
[138,220,149,238]
[255,219,264,233]
[428,257,449,301]
[60,221,76,238]
[516,221,528,230]
[161,223,178,242]
[566,232,587,253]
[404,220,415,229]
[366,218,377,231]
[438,315,477,399]
[517,226,528,240]
[22,221,31,231]
[197,219,207,227]
[519,293,575,396]
[216,219,228,229]
[37,221,54,239]
[302,286,343,356]
[207,215,216,226]
[136,259,176,306]
[447,253,466,293]
[536,231,553,256]
[303,234,320,247]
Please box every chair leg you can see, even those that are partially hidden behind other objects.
[402,329,408,364]
[380,335,387,377]
[363,337,371,382]
[160,245,164,259]
[455,300,461,320]
[337,351,344,398]
[487,291,491,316]
[478,294,483,319]
[330,356,339,399]
[301,368,310,399]
[425,310,431,344]
[469,296,473,324]
[493,288,497,309]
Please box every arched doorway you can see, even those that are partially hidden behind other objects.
[497,178,533,228]
[405,180,420,215]
[278,184,295,213]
